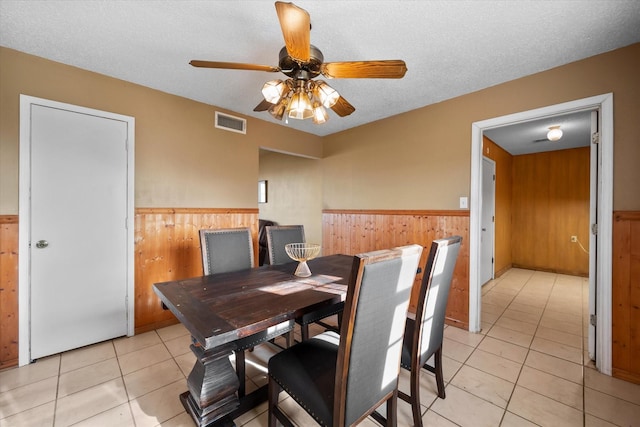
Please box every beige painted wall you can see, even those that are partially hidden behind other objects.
[258,150,323,246]
[2,43,639,216]
[322,43,640,211]
[0,47,323,214]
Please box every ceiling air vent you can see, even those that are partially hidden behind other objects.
[215,112,246,134]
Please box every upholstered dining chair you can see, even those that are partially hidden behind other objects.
[199,228,294,398]
[268,244,423,427]
[265,225,306,265]
[265,225,344,341]
[399,236,462,427]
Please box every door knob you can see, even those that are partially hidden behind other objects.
[35,240,49,249]
[482,228,486,231]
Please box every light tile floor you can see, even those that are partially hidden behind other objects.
[2,268,640,426]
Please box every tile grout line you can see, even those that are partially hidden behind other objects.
[489,271,536,426]
[490,270,554,426]
[53,349,62,426]
[430,270,525,426]
[112,337,138,427]
[507,272,592,425]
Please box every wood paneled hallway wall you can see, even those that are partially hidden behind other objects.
[483,136,590,277]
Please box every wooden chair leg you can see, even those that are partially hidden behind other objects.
[385,390,398,427]
[235,350,246,398]
[410,362,423,427]
[268,378,281,427]
[434,346,446,399]
[301,324,310,341]
[268,378,294,427]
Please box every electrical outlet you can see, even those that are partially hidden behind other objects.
[571,235,577,243]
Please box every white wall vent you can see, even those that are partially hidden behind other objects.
[215,112,246,134]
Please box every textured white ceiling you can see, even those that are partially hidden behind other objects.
[1,1,639,137]
[484,110,593,156]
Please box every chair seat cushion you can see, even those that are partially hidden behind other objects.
[268,331,340,426]
[234,320,294,351]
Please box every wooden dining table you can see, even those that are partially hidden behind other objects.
[153,254,353,427]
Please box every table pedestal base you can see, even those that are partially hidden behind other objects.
[183,341,240,427]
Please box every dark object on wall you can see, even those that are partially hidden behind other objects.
[258,219,277,266]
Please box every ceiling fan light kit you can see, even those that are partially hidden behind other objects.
[189,1,407,124]
[262,78,338,123]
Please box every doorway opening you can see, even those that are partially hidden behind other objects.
[469,94,613,375]
[258,148,323,249]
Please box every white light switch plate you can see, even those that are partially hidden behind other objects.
[459,197,468,209]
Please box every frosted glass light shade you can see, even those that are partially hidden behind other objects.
[316,81,339,107]
[262,80,286,104]
[312,103,328,124]
[547,126,563,141]
[269,98,287,120]
[288,91,313,119]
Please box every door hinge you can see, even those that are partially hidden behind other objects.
[591,223,598,235]
[493,174,496,181]
[592,132,600,144]
[590,314,597,327]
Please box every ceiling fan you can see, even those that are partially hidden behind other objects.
[189,1,408,124]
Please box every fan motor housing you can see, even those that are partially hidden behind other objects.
[279,45,324,79]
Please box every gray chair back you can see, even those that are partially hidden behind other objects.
[265,225,305,265]
[199,228,254,275]
[336,244,422,426]
[416,236,462,367]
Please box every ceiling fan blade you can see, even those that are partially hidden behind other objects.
[331,96,356,117]
[253,99,273,112]
[321,60,408,79]
[189,60,280,73]
[275,1,311,62]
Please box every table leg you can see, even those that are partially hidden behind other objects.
[182,340,240,427]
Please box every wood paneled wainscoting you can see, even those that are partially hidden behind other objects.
[134,208,259,334]
[322,209,470,329]
[612,211,640,384]
[0,216,19,368]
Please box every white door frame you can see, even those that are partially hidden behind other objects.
[469,93,613,375]
[18,95,135,366]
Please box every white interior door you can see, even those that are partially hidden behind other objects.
[20,98,134,361]
[480,157,496,285]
